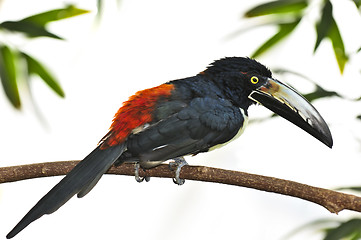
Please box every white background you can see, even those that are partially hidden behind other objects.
[1,0,361,239]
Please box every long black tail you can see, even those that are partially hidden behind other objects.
[7,144,125,239]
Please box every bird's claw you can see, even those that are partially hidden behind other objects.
[169,157,188,185]
[134,163,150,183]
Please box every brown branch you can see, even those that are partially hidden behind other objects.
[1,161,361,214]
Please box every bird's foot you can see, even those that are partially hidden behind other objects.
[134,163,150,183]
[169,157,188,185]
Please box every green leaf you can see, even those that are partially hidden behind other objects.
[244,0,308,17]
[352,0,361,8]
[312,0,348,73]
[251,18,301,58]
[314,0,333,52]
[282,218,339,240]
[22,5,90,26]
[97,0,103,19]
[22,53,65,98]
[0,5,89,39]
[0,21,63,39]
[0,45,20,109]
[328,18,348,74]
[336,186,361,192]
[303,86,340,102]
[324,219,361,240]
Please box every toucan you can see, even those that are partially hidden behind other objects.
[7,57,332,238]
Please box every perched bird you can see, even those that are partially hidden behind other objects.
[7,57,332,238]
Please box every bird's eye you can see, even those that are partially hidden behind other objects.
[250,76,259,84]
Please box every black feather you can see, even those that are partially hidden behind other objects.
[7,144,125,239]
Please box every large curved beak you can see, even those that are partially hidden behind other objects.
[249,78,333,148]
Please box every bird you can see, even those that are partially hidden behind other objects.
[6,57,333,239]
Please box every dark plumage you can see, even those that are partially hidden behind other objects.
[7,57,332,239]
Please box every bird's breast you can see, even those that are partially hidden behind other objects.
[208,108,248,152]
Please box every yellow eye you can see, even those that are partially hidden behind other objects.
[250,76,259,84]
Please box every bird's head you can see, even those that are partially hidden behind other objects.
[203,57,333,148]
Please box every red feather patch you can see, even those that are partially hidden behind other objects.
[100,84,174,149]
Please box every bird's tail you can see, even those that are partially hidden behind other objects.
[7,144,125,239]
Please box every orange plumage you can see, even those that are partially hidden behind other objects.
[100,84,174,148]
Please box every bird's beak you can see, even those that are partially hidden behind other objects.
[248,78,333,148]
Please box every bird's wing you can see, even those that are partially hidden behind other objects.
[123,97,245,165]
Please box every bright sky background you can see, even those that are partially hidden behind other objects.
[1,0,361,239]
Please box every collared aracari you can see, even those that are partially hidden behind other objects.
[7,57,332,238]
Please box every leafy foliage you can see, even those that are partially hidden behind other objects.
[327,18,348,74]
[303,85,339,102]
[287,184,361,239]
[314,0,333,52]
[22,5,89,26]
[285,218,361,240]
[314,0,348,73]
[244,0,307,17]
[0,21,63,39]
[0,5,89,39]
[336,186,361,193]
[251,18,301,58]
[243,0,358,74]
[323,219,361,240]
[23,53,65,98]
[352,0,361,8]
[244,0,308,59]
[0,45,20,108]
[0,5,89,109]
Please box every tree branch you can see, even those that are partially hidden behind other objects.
[1,161,361,214]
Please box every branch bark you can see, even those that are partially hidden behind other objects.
[1,161,360,214]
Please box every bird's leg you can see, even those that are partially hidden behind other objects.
[169,157,188,185]
[134,163,150,183]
